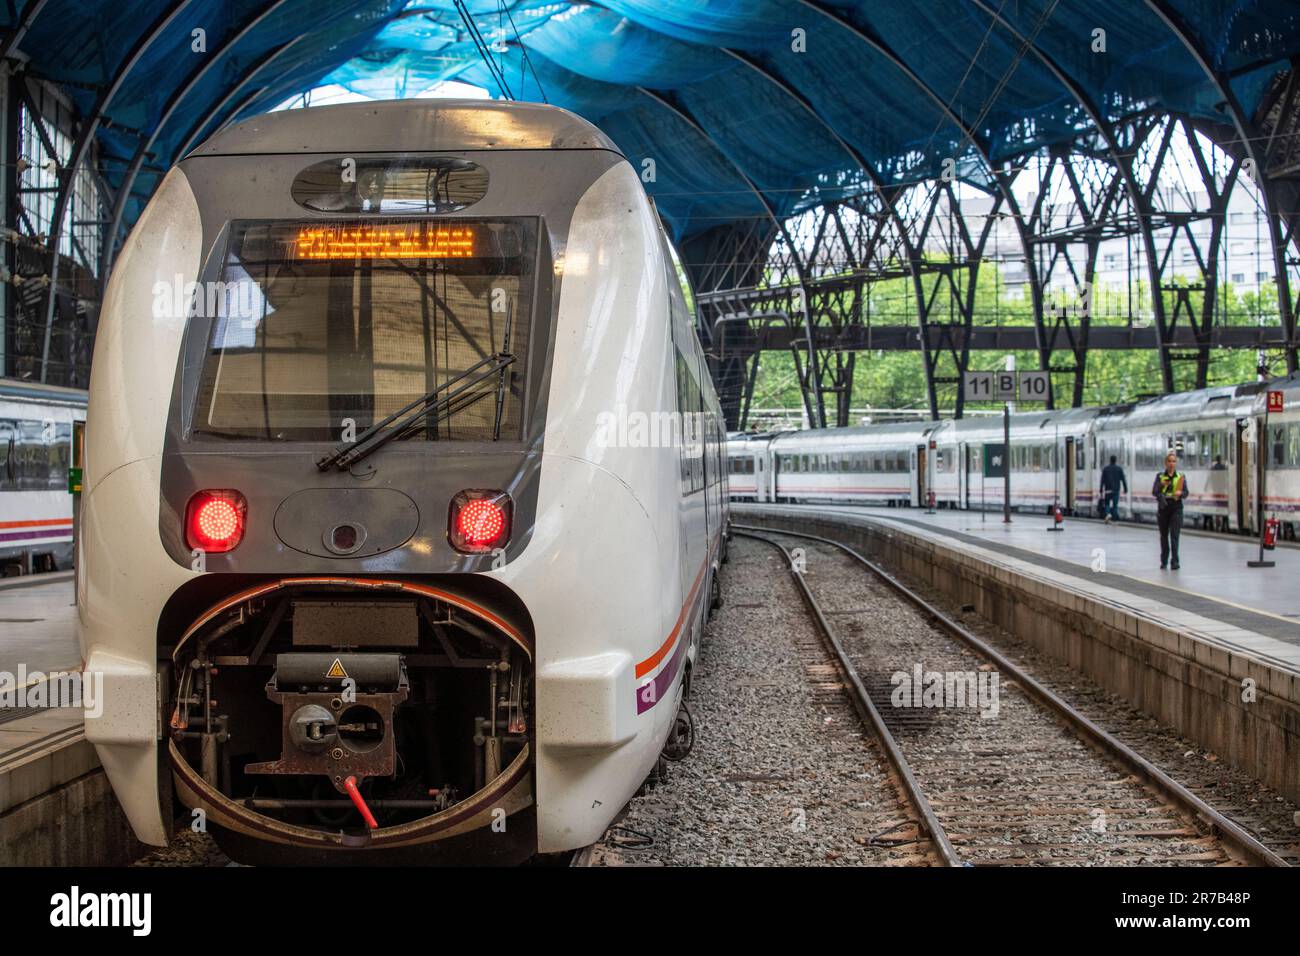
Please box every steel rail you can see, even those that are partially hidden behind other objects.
[732,528,962,866]
[734,522,1288,868]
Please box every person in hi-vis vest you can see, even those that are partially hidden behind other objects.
[1151,451,1190,569]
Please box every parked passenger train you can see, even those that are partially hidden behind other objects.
[0,378,85,572]
[80,100,727,865]
[728,375,1300,537]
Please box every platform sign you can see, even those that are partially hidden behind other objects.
[1017,370,1051,403]
[993,371,1017,401]
[963,371,994,401]
[983,442,1007,478]
[1268,390,1284,413]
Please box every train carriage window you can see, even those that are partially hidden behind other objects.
[1289,424,1300,468]
[16,421,42,490]
[1272,426,1286,468]
[193,219,536,442]
[48,422,70,490]
[674,352,705,494]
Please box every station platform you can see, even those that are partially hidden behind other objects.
[0,572,132,865]
[0,571,87,794]
[734,502,1300,804]
[759,505,1300,663]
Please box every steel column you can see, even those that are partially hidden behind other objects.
[1143,0,1297,372]
[40,0,197,381]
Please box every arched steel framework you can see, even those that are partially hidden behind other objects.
[1,0,1297,410]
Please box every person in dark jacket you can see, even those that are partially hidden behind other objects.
[1152,451,1190,569]
[1099,455,1127,523]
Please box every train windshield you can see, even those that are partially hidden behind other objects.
[191,218,535,442]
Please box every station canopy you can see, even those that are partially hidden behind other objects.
[10,0,1300,243]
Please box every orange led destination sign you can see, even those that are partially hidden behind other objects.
[293,223,477,259]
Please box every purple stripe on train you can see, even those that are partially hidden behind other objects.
[635,625,690,714]
[0,527,71,543]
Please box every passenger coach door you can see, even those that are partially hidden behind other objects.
[1236,419,1252,531]
[1065,437,1076,512]
[957,442,967,509]
[915,445,926,507]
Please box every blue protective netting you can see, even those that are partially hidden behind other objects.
[4,0,1299,243]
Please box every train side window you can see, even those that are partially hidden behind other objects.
[49,423,70,489]
[1289,424,1300,468]
[17,421,41,491]
[1272,426,1286,468]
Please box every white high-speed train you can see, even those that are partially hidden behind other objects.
[729,375,1300,536]
[79,100,727,864]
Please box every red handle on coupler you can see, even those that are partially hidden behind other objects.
[343,775,379,829]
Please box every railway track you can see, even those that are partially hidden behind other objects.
[733,524,1288,867]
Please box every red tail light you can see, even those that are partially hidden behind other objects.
[448,490,512,553]
[186,490,247,553]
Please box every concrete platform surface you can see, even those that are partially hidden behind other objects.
[0,571,77,678]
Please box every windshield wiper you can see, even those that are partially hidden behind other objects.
[315,352,515,471]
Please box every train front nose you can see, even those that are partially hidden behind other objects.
[166,579,535,863]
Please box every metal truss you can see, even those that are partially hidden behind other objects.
[3,0,1298,418]
[702,103,1300,431]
